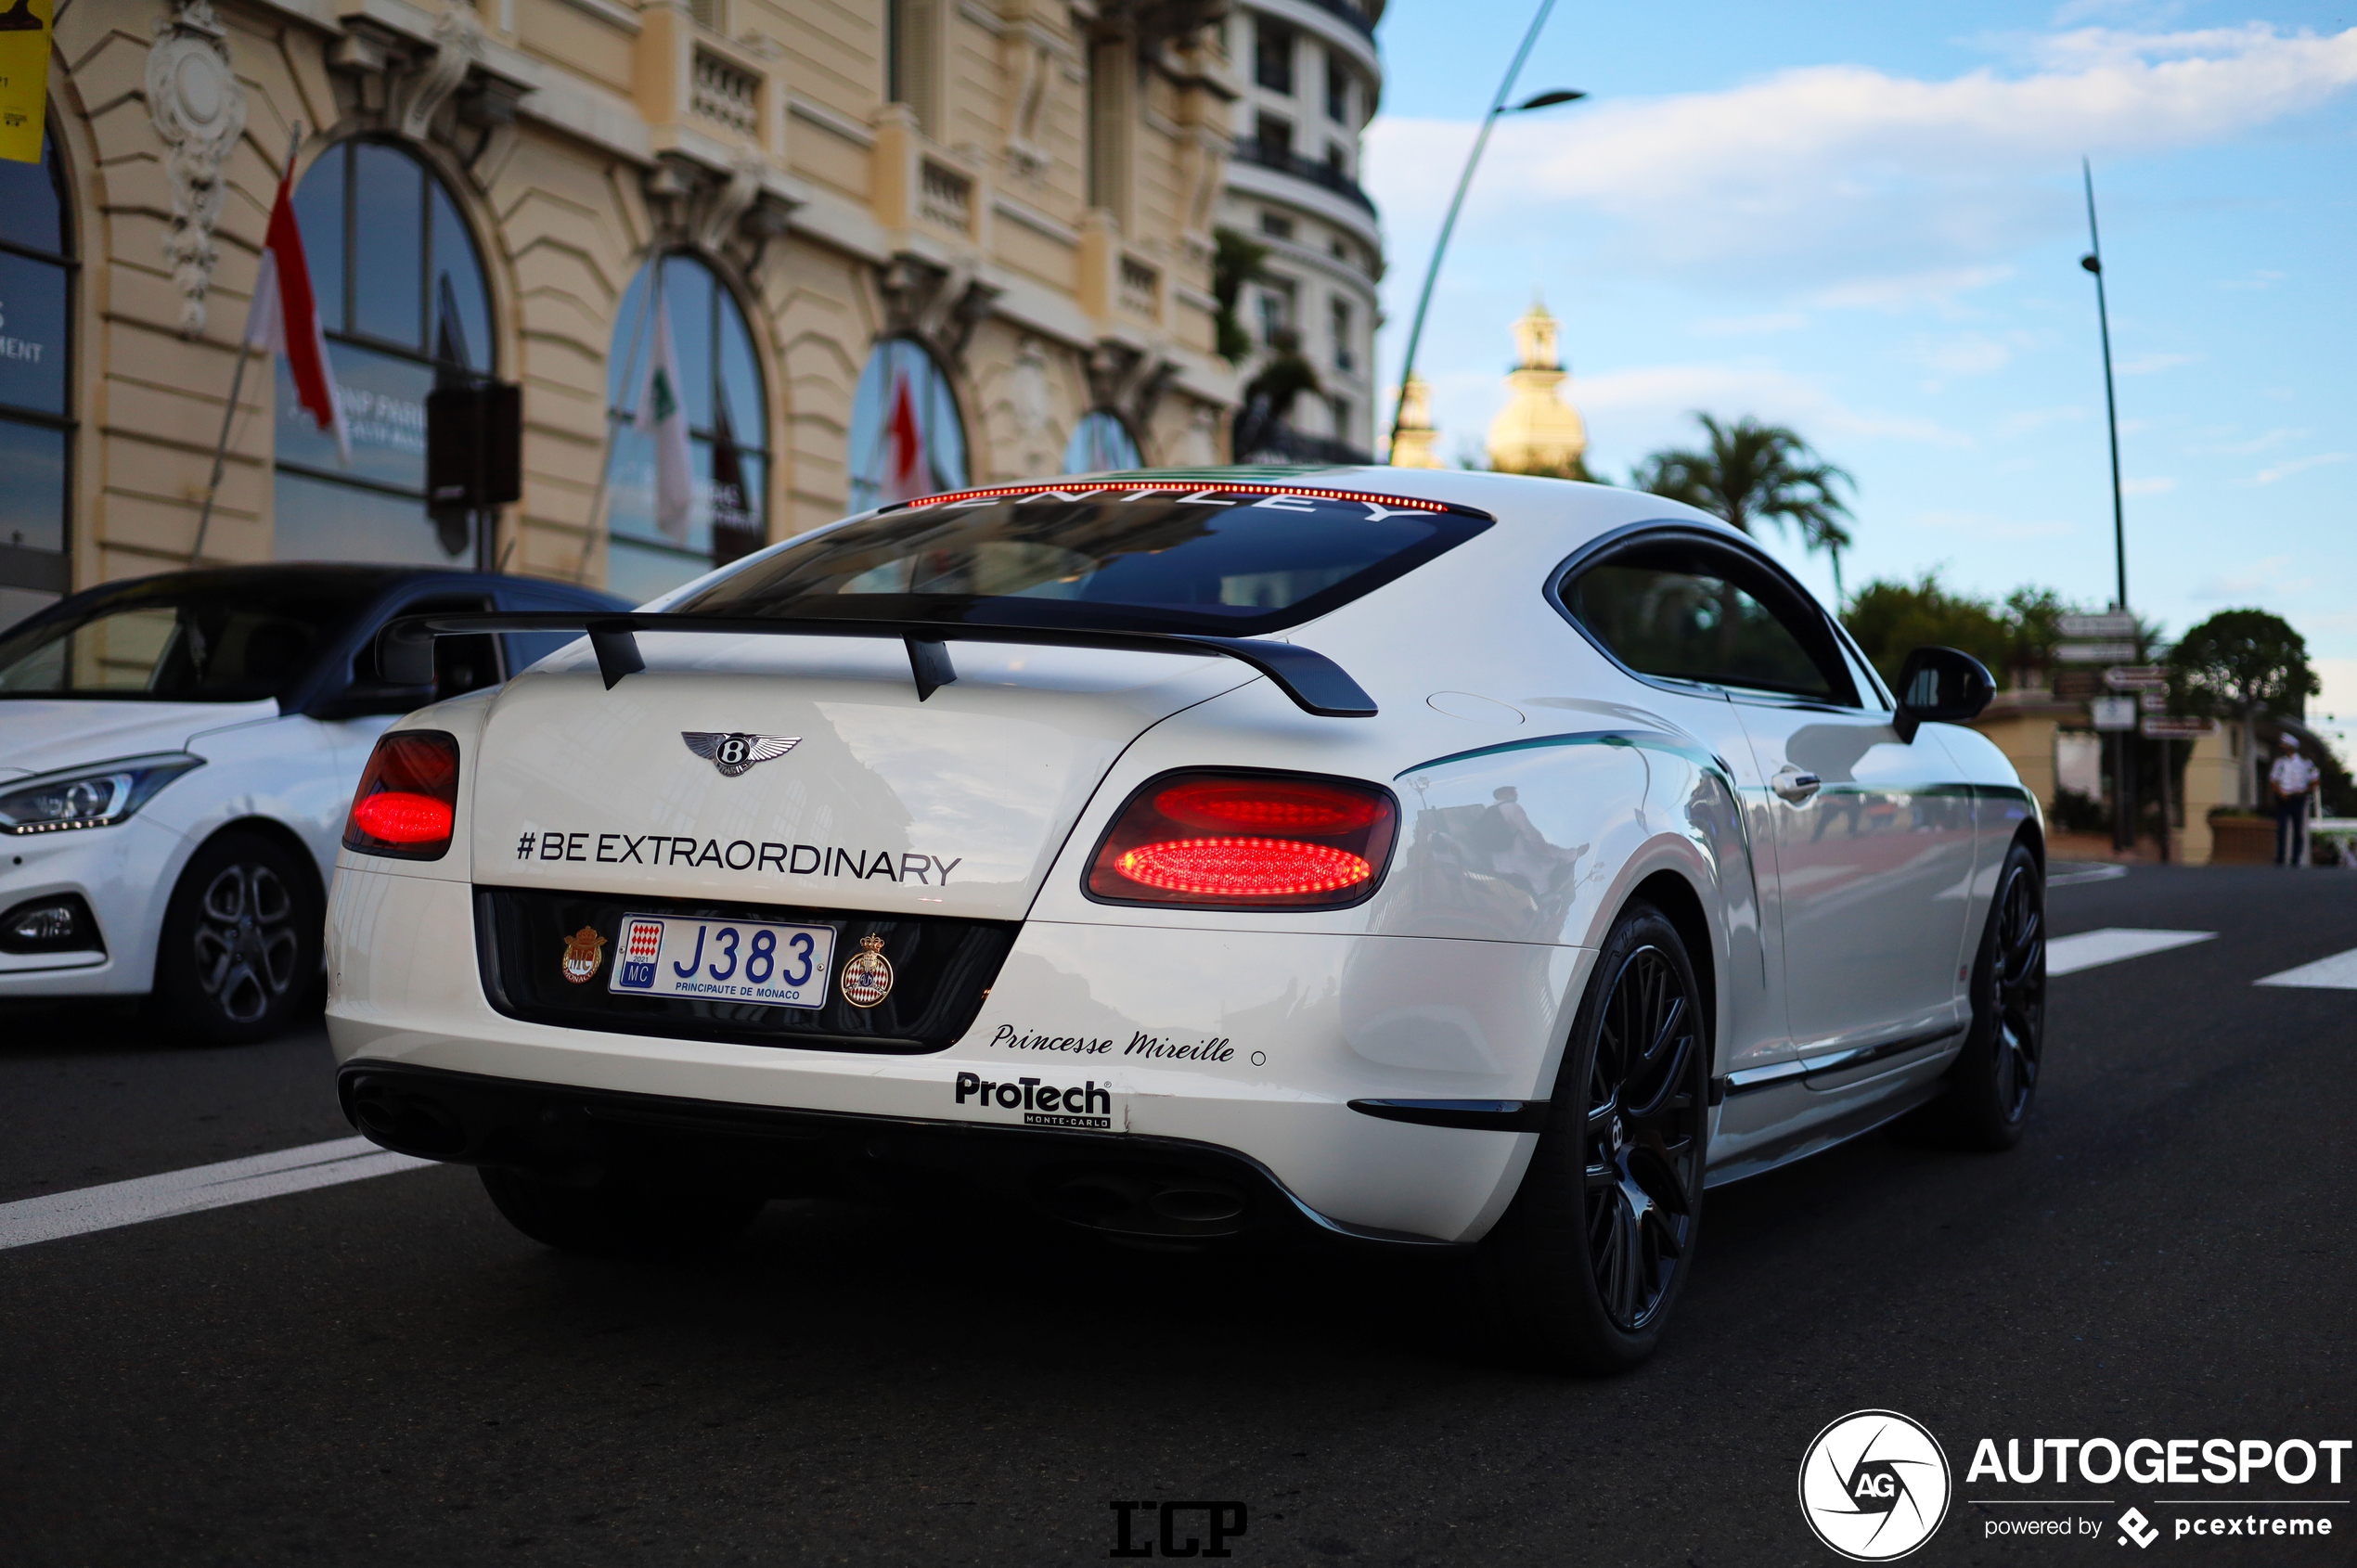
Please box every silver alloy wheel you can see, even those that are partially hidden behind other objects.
[190,862,300,1024]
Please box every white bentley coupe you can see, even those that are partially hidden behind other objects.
[327,469,2044,1369]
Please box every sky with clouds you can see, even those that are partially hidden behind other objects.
[1362,1,2357,723]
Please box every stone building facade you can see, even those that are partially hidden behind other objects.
[5,0,1243,619]
[1217,0,1380,458]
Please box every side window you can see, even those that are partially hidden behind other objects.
[1562,538,1857,705]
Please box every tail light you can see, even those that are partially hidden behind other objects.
[342,730,460,861]
[1086,771,1397,908]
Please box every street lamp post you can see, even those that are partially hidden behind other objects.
[2080,159,2137,854]
[1384,0,1583,461]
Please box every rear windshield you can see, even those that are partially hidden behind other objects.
[673,483,1493,636]
[0,579,376,702]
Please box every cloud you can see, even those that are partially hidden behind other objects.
[2216,269,2287,291]
[1690,312,1808,337]
[1806,267,2017,314]
[1996,405,2085,436]
[1567,362,1975,447]
[1907,331,2027,376]
[2118,351,2201,375]
[2121,476,2178,495]
[1913,509,2076,540]
[2186,427,2309,456]
[2255,452,2352,485]
[1364,24,2357,290]
[2196,554,2314,598]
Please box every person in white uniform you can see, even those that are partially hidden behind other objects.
[2270,733,2321,867]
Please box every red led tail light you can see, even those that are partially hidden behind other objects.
[342,730,460,861]
[1087,770,1397,908]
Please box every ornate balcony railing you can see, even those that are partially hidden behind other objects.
[1230,140,1376,215]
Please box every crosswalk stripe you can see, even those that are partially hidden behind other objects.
[0,1136,434,1252]
[2254,947,2357,990]
[2046,928,2216,976]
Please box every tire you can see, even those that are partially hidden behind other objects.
[1918,839,2046,1150]
[478,1165,766,1257]
[1475,902,1711,1372]
[151,829,320,1046]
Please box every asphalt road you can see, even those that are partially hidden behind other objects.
[4,865,2351,1567]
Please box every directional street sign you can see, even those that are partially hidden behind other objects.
[2140,689,2167,712]
[2057,641,2139,663]
[2142,715,2218,739]
[2104,664,2170,689]
[2059,611,2139,639]
[2091,696,2138,731]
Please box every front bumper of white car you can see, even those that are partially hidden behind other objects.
[0,815,188,996]
[326,864,1590,1245]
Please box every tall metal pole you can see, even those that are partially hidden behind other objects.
[2080,159,2135,852]
[2080,159,2126,610]
[1384,0,1560,460]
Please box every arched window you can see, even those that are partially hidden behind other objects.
[276,140,494,564]
[1063,409,1141,474]
[846,338,966,513]
[0,131,71,628]
[602,253,770,603]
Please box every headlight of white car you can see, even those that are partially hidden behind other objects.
[0,753,206,835]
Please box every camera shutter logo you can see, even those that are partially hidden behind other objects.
[1797,1409,1951,1561]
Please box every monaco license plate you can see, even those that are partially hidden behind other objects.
[609,914,836,1009]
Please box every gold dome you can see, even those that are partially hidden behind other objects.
[1486,300,1588,475]
[1388,372,1444,469]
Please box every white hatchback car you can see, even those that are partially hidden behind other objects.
[327,470,2046,1369]
[0,565,625,1042]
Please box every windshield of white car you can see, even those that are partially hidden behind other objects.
[0,580,378,702]
[673,485,1493,636]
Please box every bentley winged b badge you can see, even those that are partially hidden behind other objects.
[681,731,802,778]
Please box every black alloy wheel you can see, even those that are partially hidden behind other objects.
[1476,901,1709,1372]
[1917,838,2046,1150]
[153,829,320,1045]
[1583,943,1707,1331]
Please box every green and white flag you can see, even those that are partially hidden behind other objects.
[635,295,694,544]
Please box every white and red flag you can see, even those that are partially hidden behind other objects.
[245,164,348,462]
[879,369,927,504]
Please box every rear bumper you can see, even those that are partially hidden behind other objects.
[327,864,1591,1244]
[338,1060,1443,1247]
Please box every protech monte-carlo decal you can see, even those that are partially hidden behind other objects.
[953,1071,1115,1130]
[513,829,962,884]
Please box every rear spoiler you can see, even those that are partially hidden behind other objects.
[379,612,1378,718]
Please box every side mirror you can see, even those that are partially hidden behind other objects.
[1892,646,1996,742]
[311,679,438,720]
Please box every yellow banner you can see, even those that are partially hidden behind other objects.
[0,0,54,164]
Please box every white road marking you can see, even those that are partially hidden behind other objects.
[2046,928,2217,976]
[2254,946,2357,990]
[2047,864,2128,887]
[0,1137,433,1252]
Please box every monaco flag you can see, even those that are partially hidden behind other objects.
[245,164,349,462]
[879,369,927,504]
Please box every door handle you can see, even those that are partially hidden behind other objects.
[1772,768,1822,803]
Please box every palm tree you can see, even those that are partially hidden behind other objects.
[1633,414,1855,598]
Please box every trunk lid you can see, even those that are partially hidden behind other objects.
[469,633,1250,921]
